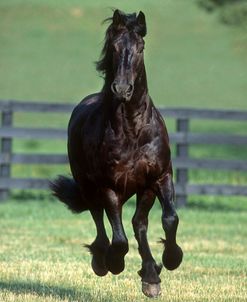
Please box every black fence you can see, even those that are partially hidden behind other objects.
[1,100,247,206]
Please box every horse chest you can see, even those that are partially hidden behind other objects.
[102,137,162,191]
[99,113,170,193]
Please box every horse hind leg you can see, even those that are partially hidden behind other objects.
[157,174,183,271]
[85,208,110,276]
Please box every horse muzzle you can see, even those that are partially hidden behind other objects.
[111,82,134,101]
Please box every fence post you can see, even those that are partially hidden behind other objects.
[0,106,13,201]
[175,118,189,207]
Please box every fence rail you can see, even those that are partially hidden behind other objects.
[1,100,247,206]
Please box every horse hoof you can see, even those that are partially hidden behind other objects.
[91,257,108,277]
[162,243,183,271]
[107,258,125,275]
[106,247,126,275]
[142,282,161,298]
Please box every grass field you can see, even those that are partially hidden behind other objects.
[0,197,247,302]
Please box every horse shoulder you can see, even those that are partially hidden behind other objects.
[68,93,102,130]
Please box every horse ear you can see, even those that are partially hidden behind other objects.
[137,11,147,37]
[112,9,124,28]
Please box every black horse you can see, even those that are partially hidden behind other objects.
[51,10,183,298]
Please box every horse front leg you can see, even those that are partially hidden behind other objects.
[85,208,110,276]
[157,174,183,270]
[132,189,162,298]
[104,189,129,275]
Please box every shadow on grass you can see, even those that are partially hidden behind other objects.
[0,280,111,302]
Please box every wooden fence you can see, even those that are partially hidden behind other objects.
[0,100,247,206]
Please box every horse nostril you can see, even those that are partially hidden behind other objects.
[127,84,133,94]
[111,82,118,94]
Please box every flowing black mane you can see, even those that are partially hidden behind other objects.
[96,10,147,77]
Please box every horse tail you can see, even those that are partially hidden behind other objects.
[50,175,88,213]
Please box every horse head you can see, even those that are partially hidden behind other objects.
[97,10,147,102]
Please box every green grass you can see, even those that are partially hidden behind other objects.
[0,197,247,302]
